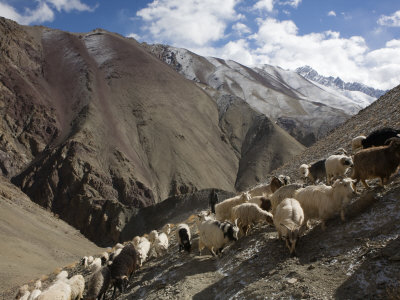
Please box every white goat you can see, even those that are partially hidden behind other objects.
[299,164,310,179]
[196,218,239,257]
[133,236,151,266]
[88,257,102,273]
[273,198,304,255]
[37,280,71,300]
[231,203,273,236]
[325,154,353,184]
[27,290,41,300]
[28,281,42,300]
[149,230,169,258]
[215,191,251,222]
[162,223,171,235]
[270,183,303,214]
[294,178,356,230]
[68,274,85,300]
[352,135,366,153]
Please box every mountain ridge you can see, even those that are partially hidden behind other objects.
[142,43,376,146]
[296,65,387,99]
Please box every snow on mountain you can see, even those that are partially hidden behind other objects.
[255,64,367,114]
[296,65,386,100]
[143,44,382,146]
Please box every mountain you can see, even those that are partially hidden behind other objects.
[0,17,304,245]
[142,44,376,146]
[296,65,387,99]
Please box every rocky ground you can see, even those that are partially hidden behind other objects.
[4,174,399,299]
[102,175,400,299]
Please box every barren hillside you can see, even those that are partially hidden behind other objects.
[0,17,304,245]
[0,176,103,294]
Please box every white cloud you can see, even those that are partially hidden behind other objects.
[279,0,301,8]
[253,0,274,12]
[220,39,255,65]
[0,1,54,24]
[341,12,352,20]
[242,18,399,89]
[0,2,25,23]
[232,22,251,35]
[45,0,95,12]
[136,0,241,47]
[0,0,95,25]
[386,39,400,48]
[127,33,141,41]
[328,10,336,17]
[377,10,400,27]
[252,0,301,13]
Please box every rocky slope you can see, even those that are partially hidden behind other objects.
[142,44,378,146]
[0,17,304,245]
[119,83,400,299]
[5,84,398,300]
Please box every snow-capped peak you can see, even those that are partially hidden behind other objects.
[296,65,387,99]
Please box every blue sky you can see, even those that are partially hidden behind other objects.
[1,0,400,90]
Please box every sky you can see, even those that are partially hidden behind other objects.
[1,0,400,90]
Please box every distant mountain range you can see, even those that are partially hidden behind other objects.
[296,65,387,99]
[143,44,382,146]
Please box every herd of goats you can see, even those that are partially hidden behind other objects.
[15,127,400,300]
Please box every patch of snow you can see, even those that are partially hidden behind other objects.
[83,34,116,67]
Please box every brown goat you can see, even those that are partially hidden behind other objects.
[351,139,400,189]
[110,243,138,299]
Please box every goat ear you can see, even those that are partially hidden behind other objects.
[234,218,238,227]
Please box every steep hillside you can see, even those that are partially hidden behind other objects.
[142,44,373,146]
[120,83,400,299]
[0,17,304,245]
[6,85,398,300]
[270,84,400,181]
[0,176,103,294]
